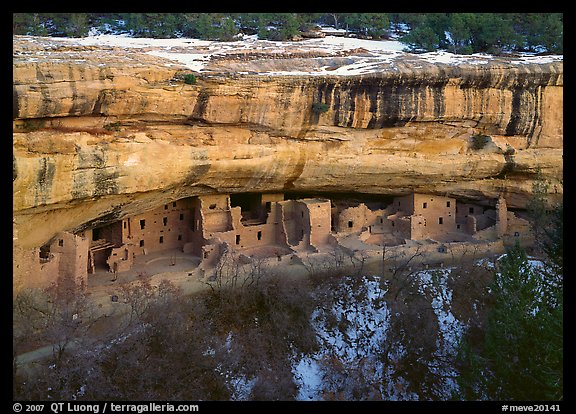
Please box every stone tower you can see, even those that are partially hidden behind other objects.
[495,196,508,237]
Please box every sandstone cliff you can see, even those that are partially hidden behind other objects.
[13,36,563,249]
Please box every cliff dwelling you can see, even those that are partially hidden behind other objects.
[16,191,533,292]
[11,35,562,297]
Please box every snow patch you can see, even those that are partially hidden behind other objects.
[25,33,561,76]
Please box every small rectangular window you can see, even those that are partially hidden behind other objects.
[140,219,146,230]
[164,204,168,210]
[236,235,241,245]
[348,220,354,228]
[423,202,427,209]
[163,217,168,226]
[140,240,145,247]
[469,207,474,214]
[178,234,182,241]
[159,236,164,244]
[265,201,271,212]
[173,202,177,207]
[257,231,262,240]
[179,213,184,220]
[446,201,451,207]
[58,239,64,247]
[438,217,443,224]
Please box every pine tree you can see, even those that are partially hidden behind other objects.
[401,25,440,52]
[455,240,563,400]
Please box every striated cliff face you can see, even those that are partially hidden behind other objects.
[13,36,563,250]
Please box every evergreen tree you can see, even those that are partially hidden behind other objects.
[469,14,519,54]
[257,13,301,41]
[447,13,474,54]
[12,12,563,55]
[455,240,563,400]
[423,13,450,49]
[533,13,563,54]
[401,25,440,52]
[65,13,89,37]
[513,13,563,53]
[340,13,389,38]
[13,13,48,36]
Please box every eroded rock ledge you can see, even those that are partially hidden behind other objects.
[13,36,563,250]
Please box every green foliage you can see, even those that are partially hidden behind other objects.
[396,13,561,55]
[469,14,520,55]
[12,13,562,55]
[122,13,183,38]
[312,102,330,114]
[447,13,474,54]
[183,73,197,85]
[13,13,89,37]
[455,240,563,400]
[402,25,440,52]
[340,13,390,38]
[103,121,122,132]
[257,13,302,41]
[181,13,240,41]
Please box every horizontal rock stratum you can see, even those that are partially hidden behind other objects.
[13,35,563,250]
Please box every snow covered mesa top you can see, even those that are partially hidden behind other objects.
[13,33,563,77]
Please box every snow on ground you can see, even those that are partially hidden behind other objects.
[290,257,553,400]
[291,273,440,400]
[415,268,465,397]
[21,33,562,76]
[292,275,392,400]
